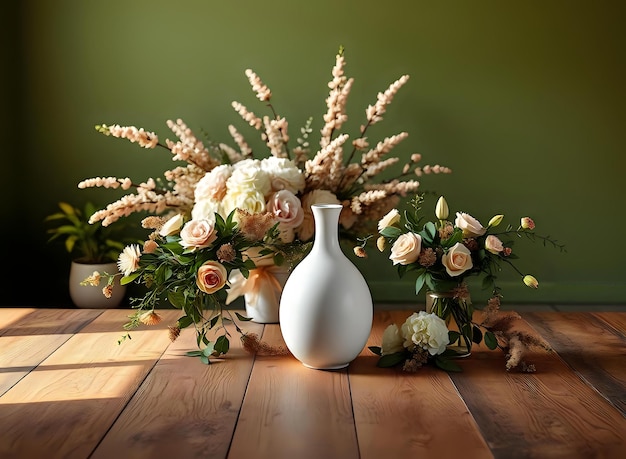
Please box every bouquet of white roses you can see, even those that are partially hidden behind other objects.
[79,48,451,359]
[369,310,460,371]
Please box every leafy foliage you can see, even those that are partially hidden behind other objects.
[45,201,131,263]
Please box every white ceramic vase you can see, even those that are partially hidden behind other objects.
[279,204,373,370]
[69,261,126,309]
[243,265,291,323]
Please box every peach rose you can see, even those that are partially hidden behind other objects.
[484,235,504,254]
[267,190,304,229]
[389,232,422,265]
[180,219,218,250]
[194,164,232,201]
[454,212,486,237]
[441,242,473,277]
[196,261,228,294]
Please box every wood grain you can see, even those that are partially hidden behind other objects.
[91,315,263,459]
[228,324,359,459]
[0,309,180,459]
[524,311,626,417]
[350,310,493,459]
[0,308,37,334]
[0,308,101,396]
[2,308,625,459]
[450,313,626,459]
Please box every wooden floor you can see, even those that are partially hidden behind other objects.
[0,307,625,458]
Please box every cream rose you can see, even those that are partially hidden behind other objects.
[441,242,473,277]
[221,189,267,217]
[485,235,504,254]
[455,212,486,237]
[389,232,422,265]
[191,198,220,221]
[180,219,218,250]
[381,324,405,355]
[261,157,305,194]
[228,159,271,197]
[159,213,184,237]
[194,164,232,201]
[296,189,341,241]
[378,208,400,232]
[400,311,450,356]
[196,261,228,294]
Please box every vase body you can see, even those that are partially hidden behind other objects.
[243,265,291,323]
[279,204,373,370]
[69,261,126,309]
[425,289,474,357]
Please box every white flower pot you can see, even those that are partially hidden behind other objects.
[69,261,126,309]
[279,204,373,369]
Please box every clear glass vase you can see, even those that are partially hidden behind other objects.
[425,289,474,357]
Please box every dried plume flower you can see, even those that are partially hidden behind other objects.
[480,295,552,372]
[139,311,162,326]
[168,325,181,342]
[217,243,237,263]
[236,209,276,241]
[241,333,290,356]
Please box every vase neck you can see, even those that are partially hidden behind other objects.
[311,204,342,253]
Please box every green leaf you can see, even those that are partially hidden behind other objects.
[168,290,186,309]
[448,330,461,344]
[120,272,141,285]
[423,221,437,240]
[202,341,215,357]
[177,315,194,329]
[368,346,382,356]
[380,227,402,238]
[484,331,498,350]
[376,352,406,368]
[214,335,230,355]
[434,356,462,372]
[414,273,426,295]
[273,252,285,266]
[235,312,253,321]
[472,326,483,344]
[185,350,202,357]
[200,355,210,365]
[404,208,419,229]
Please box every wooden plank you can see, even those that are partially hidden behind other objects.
[524,311,626,417]
[228,324,359,459]
[0,309,181,459]
[450,313,626,458]
[91,313,263,459]
[0,308,37,334]
[0,308,101,396]
[595,311,626,335]
[350,310,493,459]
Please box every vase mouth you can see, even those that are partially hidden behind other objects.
[311,203,342,210]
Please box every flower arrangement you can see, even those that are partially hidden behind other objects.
[367,193,565,371]
[78,48,450,361]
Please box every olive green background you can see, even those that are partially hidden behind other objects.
[2,0,624,307]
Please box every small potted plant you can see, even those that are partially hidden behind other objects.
[45,201,129,308]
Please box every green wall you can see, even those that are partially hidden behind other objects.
[3,0,625,307]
